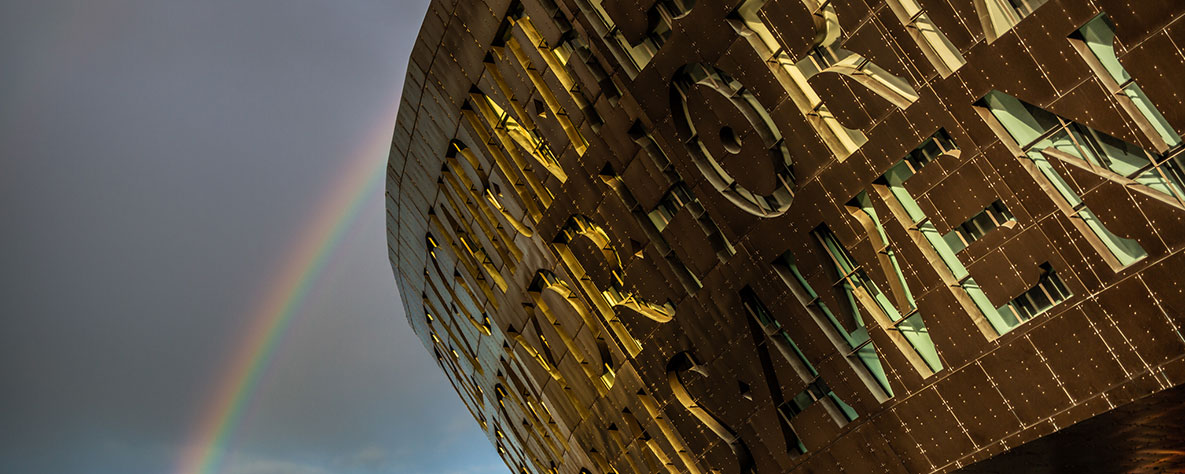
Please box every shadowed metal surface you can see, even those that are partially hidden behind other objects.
[959,383,1185,473]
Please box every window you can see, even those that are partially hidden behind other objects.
[848,191,915,310]
[647,183,696,231]
[815,225,943,375]
[426,234,439,260]
[884,0,966,76]
[647,182,737,258]
[572,0,692,77]
[976,0,1048,42]
[879,131,1027,335]
[780,377,857,424]
[982,90,1150,267]
[773,252,892,398]
[495,384,508,408]
[633,121,737,258]
[740,288,817,375]
[1072,14,1182,151]
[903,129,955,174]
[740,288,859,452]
[942,200,1016,253]
[1006,263,1071,321]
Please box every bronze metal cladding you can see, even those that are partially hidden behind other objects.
[385,0,1185,472]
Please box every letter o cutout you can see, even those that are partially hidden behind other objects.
[671,63,796,217]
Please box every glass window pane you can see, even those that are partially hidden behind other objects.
[966,278,1021,333]
[854,343,892,396]
[986,90,1058,146]
[1124,84,1183,147]
[898,313,942,372]
[1079,15,1129,83]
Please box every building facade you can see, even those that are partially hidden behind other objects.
[385,0,1185,472]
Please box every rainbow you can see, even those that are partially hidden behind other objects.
[174,117,396,474]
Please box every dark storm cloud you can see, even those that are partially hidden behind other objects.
[0,1,501,472]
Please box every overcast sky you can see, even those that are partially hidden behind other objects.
[0,1,504,473]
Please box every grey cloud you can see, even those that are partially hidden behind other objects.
[0,1,500,473]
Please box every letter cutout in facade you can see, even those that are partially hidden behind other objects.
[496,11,591,156]
[449,140,537,240]
[597,122,738,293]
[600,169,705,294]
[884,0,966,77]
[574,0,695,77]
[671,63,796,217]
[975,0,1047,43]
[872,132,1017,337]
[634,392,703,474]
[667,351,756,474]
[730,0,919,160]
[1071,14,1183,153]
[979,90,1165,270]
[528,270,618,392]
[505,319,595,423]
[460,106,547,224]
[631,122,738,263]
[552,215,674,359]
[773,252,893,401]
[815,225,943,378]
[740,289,859,448]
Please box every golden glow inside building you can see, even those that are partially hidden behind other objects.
[386,0,1185,472]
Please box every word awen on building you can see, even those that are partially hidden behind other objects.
[386,0,1185,472]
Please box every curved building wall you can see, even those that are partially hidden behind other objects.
[386,0,1185,472]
